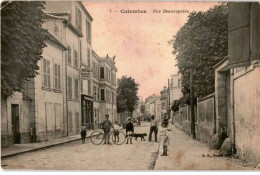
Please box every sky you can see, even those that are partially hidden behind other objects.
[83,1,219,100]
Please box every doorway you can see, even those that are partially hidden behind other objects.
[11,104,20,144]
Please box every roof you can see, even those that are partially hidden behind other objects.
[79,2,93,21]
[45,32,67,50]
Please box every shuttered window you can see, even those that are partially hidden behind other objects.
[54,64,61,91]
[74,79,79,100]
[87,48,90,66]
[67,46,72,66]
[43,59,51,88]
[68,76,72,99]
[74,50,78,69]
[46,102,54,132]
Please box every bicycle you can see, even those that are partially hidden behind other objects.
[90,129,126,145]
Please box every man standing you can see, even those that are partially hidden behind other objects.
[149,115,158,142]
[102,114,112,144]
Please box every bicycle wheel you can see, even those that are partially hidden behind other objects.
[112,131,126,145]
[90,131,104,145]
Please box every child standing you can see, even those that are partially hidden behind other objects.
[160,127,170,156]
[113,121,120,142]
[126,117,134,144]
[80,124,87,144]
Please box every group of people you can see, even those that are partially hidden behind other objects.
[80,114,170,156]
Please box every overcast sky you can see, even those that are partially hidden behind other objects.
[83,1,218,100]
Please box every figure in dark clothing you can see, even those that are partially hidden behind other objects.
[126,117,134,144]
[149,115,158,142]
[102,114,112,144]
[80,124,87,144]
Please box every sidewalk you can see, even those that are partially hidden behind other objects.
[155,125,256,170]
[1,130,99,158]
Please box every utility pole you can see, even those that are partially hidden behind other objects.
[168,79,171,120]
[190,61,196,139]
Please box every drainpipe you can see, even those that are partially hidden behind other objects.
[64,23,69,137]
[231,68,236,154]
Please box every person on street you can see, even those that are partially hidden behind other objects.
[113,121,120,142]
[126,117,134,144]
[160,126,170,156]
[102,114,112,144]
[149,115,158,142]
[80,124,87,144]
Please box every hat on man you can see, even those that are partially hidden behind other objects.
[127,117,133,121]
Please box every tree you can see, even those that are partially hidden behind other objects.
[169,4,228,99]
[117,76,139,114]
[140,104,145,115]
[1,1,47,97]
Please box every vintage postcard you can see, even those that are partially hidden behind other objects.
[1,0,260,171]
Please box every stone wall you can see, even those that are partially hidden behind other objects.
[173,106,191,135]
[196,94,216,144]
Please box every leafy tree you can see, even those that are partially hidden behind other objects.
[140,104,145,114]
[169,4,228,98]
[1,1,47,97]
[117,76,139,114]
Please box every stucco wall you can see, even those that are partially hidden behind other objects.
[197,94,215,144]
[234,66,260,163]
[34,41,65,141]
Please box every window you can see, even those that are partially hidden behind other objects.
[93,86,96,101]
[100,67,104,79]
[74,79,79,100]
[178,79,181,87]
[87,48,90,66]
[67,46,72,66]
[54,103,62,131]
[112,91,114,103]
[101,89,105,101]
[74,50,78,69]
[79,40,82,62]
[68,76,72,99]
[86,20,91,42]
[54,63,61,91]
[76,8,82,31]
[46,102,54,132]
[88,79,91,95]
[43,59,51,88]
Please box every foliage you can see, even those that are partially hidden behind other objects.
[169,4,228,98]
[1,1,47,97]
[117,76,139,113]
[140,104,145,114]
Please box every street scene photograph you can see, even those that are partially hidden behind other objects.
[1,0,260,171]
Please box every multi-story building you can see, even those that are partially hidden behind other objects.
[98,54,117,123]
[144,94,159,119]
[160,86,168,120]
[169,74,183,103]
[169,74,183,119]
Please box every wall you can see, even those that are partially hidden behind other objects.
[196,94,215,144]
[173,105,191,135]
[233,65,260,163]
[1,92,26,147]
[34,41,66,141]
